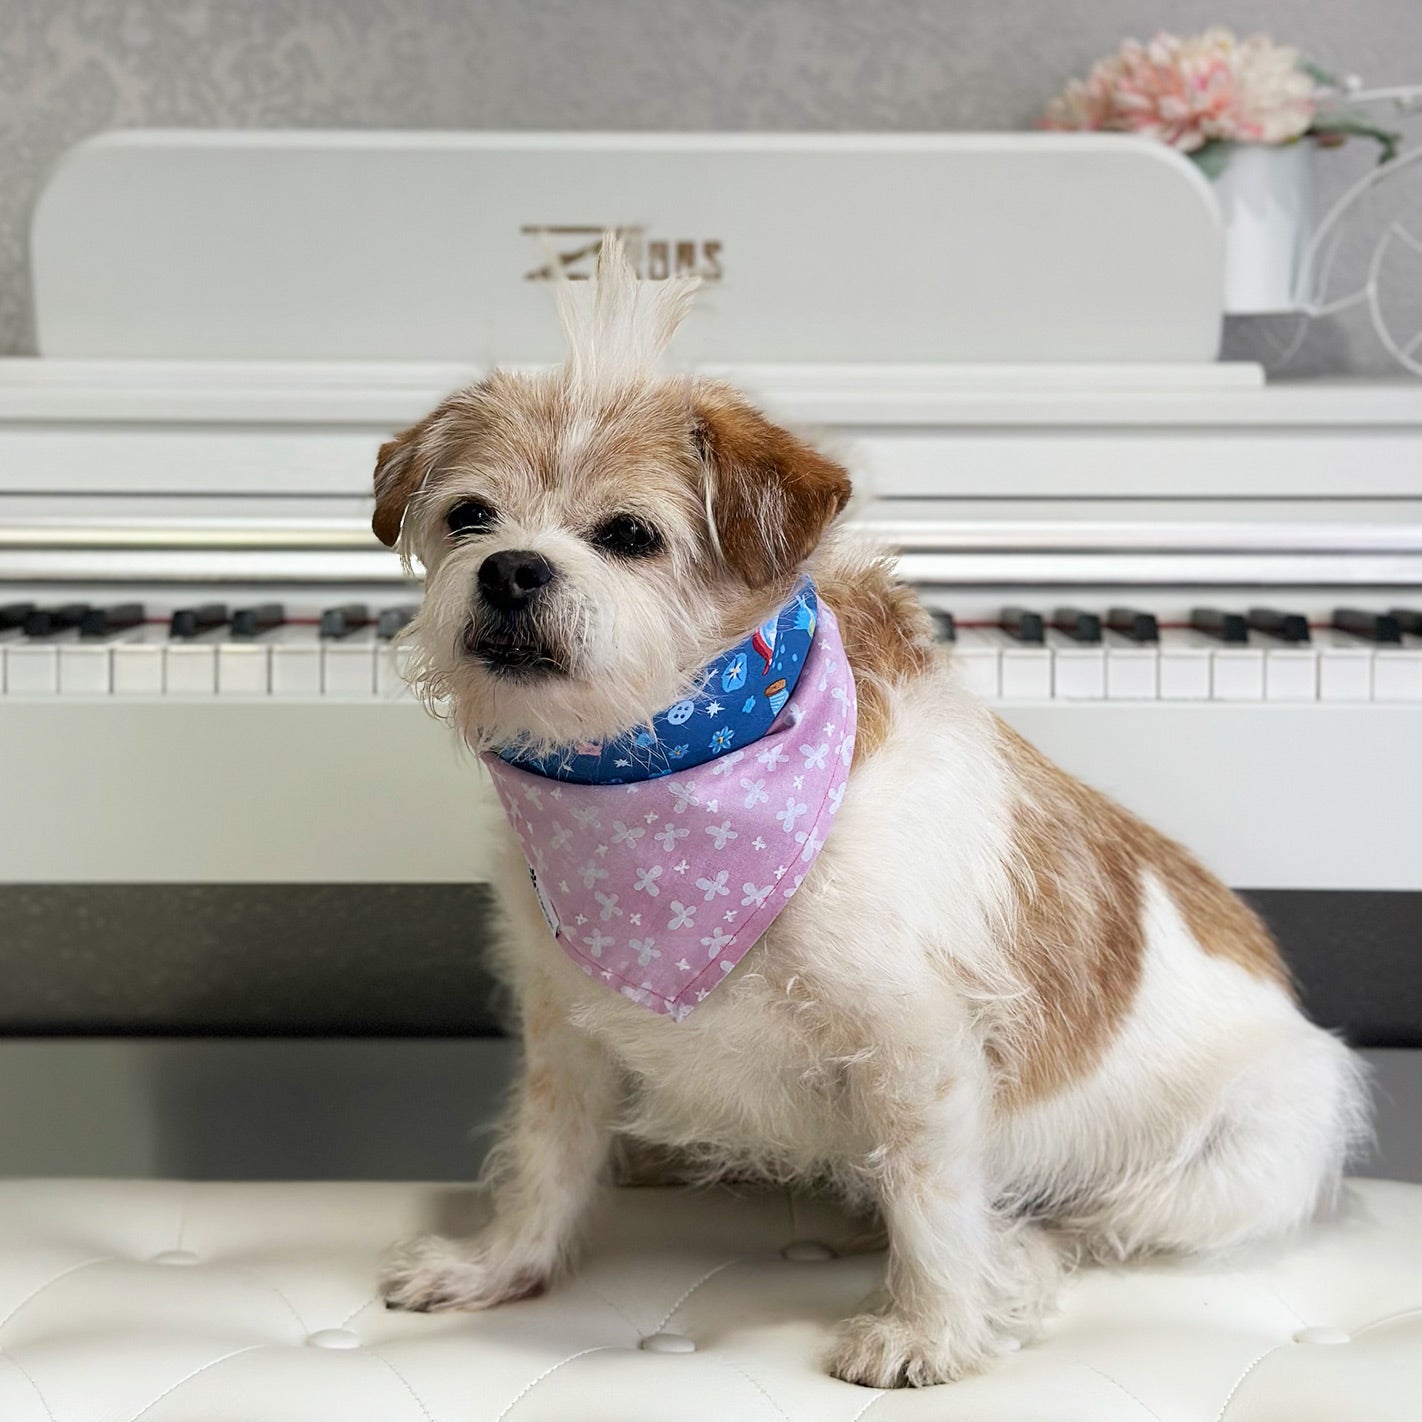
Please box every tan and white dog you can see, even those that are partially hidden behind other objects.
[373,241,1368,1387]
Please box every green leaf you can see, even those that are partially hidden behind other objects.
[1308,114,1402,164]
[1191,140,1233,181]
[1300,59,1343,92]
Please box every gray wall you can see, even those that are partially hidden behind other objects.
[5,0,1422,371]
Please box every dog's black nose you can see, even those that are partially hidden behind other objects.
[478,549,556,613]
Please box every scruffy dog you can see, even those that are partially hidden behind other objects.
[373,240,1367,1386]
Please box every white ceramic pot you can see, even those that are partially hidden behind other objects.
[1212,141,1316,314]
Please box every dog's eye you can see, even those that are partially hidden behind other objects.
[593,514,662,559]
[446,499,495,536]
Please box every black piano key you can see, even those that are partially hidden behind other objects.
[1387,607,1422,638]
[23,603,90,638]
[377,605,418,641]
[1001,607,1044,644]
[1247,607,1311,644]
[1332,608,1402,645]
[232,603,286,638]
[1190,607,1248,644]
[1051,607,1102,643]
[1106,607,1159,643]
[170,603,229,639]
[928,609,956,643]
[0,602,35,633]
[319,603,372,639]
[80,603,145,638]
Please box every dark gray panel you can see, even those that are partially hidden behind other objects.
[0,886,1417,1045]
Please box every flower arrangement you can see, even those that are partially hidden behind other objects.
[1043,28,1397,175]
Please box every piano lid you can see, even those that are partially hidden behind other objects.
[32,130,1225,366]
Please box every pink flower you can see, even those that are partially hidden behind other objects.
[1042,28,1316,153]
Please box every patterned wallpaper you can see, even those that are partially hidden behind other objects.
[4,0,1421,372]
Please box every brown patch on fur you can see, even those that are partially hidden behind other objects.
[993,723,1288,1108]
[693,383,852,587]
[372,418,432,547]
[815,554,936,763]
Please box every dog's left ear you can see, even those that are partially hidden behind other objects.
[372,415,436,548]
[693,387,852,587]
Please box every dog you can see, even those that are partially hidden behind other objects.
[372,238,1369,1387]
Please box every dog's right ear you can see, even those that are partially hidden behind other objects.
[371,416,436,548]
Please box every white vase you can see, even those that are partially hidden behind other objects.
[1211,141,1315,314]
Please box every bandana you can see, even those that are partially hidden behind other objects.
[483,589,856,1020]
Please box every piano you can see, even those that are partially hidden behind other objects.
[2,131,1419,997]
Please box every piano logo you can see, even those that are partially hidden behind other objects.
[521,226,723,283]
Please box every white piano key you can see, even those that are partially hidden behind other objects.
[1372,641,1422,702]
[948,628,1000,700]
[1209,644,1265,701]
[58,641,113,695]
[4,641,61,696]
[112,628,167,695]
[164,638,219,696]
[270,628,323,697]
[217,639,271,696]
[1316,629,1372,702]
[1262,645,1317,702]
[376,641,415,699]
[1046,630,1104,700]
[1103,633,1157,700]
[996,631,1052,701]
[322,630,378,697]
[1157,629,1211,701]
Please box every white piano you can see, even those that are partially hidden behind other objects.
[1,129,1420,913]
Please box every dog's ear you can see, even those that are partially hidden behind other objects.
[372,416,436,548]
[693,388,852,587]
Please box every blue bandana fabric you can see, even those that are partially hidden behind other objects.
[497,583,820,785]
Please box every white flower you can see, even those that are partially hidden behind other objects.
[740,777,769,808]
[629,936,661,966]
[776,797,808,833]
[741,882,772,908]
[582,928,613,958]
[705,819,739,850]
[757,744,789,770]
[611,819,645,847]
[700,925,733,957]
[655,823,689,852]
[668,900,697,930]
[594,891,623,921]
[800,742,828,771]
[523,785,544,808]
[709,749,745,777]
[795,828,824,863]
[828,783,846,814]
[667,780,700,813]
[578,861,608,889]
[550,821,572,850]
[696,869,731,902]
[633,865,664,897]
[570,806,602,830]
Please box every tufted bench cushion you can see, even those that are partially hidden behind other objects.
[0,1178,1418,1421]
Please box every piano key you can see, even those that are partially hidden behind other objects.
[1050,608,1102,644]
[319,603,372,639]
[1262,644,1317,702]
[948,628,1000,700]
[23,603,90,638]
[927,609,956,643]
[4,639,61,695]
[1332,608,1402,645]
[1046,630,1104,700]
[111,627,168,695]
[165,638,219,696]
[1103,631,1158,700]
[1189,607,1248,644]
[377,605,418,641]
[0,602,36,635]
[1247,607,1311,644]
[1211,642,1265,701]
[323,629,378,697]
[217,640,271,697]
[1157,629,1212,701]
[170,603,229,639]
[1373,641,1422,702]
[1105,607,1159,644]
[377,640,416,699]
[231,603,286,639]
[269,627,323,697]
[1389,607,1422,638]
[80,603,146,638]
[989,627,1051,700]
[1001,607,1044,644]
[1315,628,1373,702]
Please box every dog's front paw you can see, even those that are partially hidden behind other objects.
[830,1309,998,1388]
[381,1233,546,1313]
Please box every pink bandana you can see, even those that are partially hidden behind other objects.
[484,603,856,1019]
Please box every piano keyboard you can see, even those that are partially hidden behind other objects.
[4,598,1420,704]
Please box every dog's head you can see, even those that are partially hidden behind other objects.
[373,238,851,752]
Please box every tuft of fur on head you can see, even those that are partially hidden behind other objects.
[373,234,852,756]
